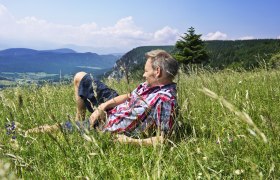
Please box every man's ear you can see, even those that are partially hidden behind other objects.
[155,66,162,78]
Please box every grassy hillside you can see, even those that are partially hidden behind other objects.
[0,68,279,179]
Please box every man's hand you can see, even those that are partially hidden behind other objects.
[89,108,106,127]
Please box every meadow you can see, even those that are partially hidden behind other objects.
[0,67,279,179]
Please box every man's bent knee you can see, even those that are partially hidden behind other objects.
[74,71,87,87]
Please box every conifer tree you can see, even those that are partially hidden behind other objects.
[174,27,209,65]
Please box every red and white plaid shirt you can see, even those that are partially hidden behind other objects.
[103,82,177,137]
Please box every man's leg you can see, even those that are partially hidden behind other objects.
[25,120,90,134]
[25,123,60,134]
[74,71,87,120]
[25,72,91,135]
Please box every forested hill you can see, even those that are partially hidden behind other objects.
[107,46,174,79]
[107,39,280,79]
[206,39,280,69]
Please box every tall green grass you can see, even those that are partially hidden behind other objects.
[0,69,279,179]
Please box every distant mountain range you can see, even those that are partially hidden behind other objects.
[0,48,119,77]
[2,39,280,83]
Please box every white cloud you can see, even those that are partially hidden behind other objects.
[114,16,136,30]
[202,31,227,40]
[0,4,17,33]
[80,23,98,32]
[153,26,179,44]
[0,4,178,53]
[277,35,280,39]
[0,4,9,17]
[99,16,147,40]
[238,36,254,40]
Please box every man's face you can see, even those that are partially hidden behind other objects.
[143,58,157,87]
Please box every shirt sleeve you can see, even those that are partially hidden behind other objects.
[153,98,176,133]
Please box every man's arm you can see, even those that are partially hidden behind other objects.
[98,93,130,111]
[89,93,130,126]
[115,133,165,146]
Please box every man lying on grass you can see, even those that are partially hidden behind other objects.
[26,49,179,146]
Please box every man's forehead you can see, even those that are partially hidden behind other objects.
[145,58,152,67]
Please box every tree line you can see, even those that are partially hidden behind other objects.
[174,27,280,70]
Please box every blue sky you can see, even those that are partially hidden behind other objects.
[0,0,279,54]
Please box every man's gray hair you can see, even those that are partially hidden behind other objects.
[145,49,179,80]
